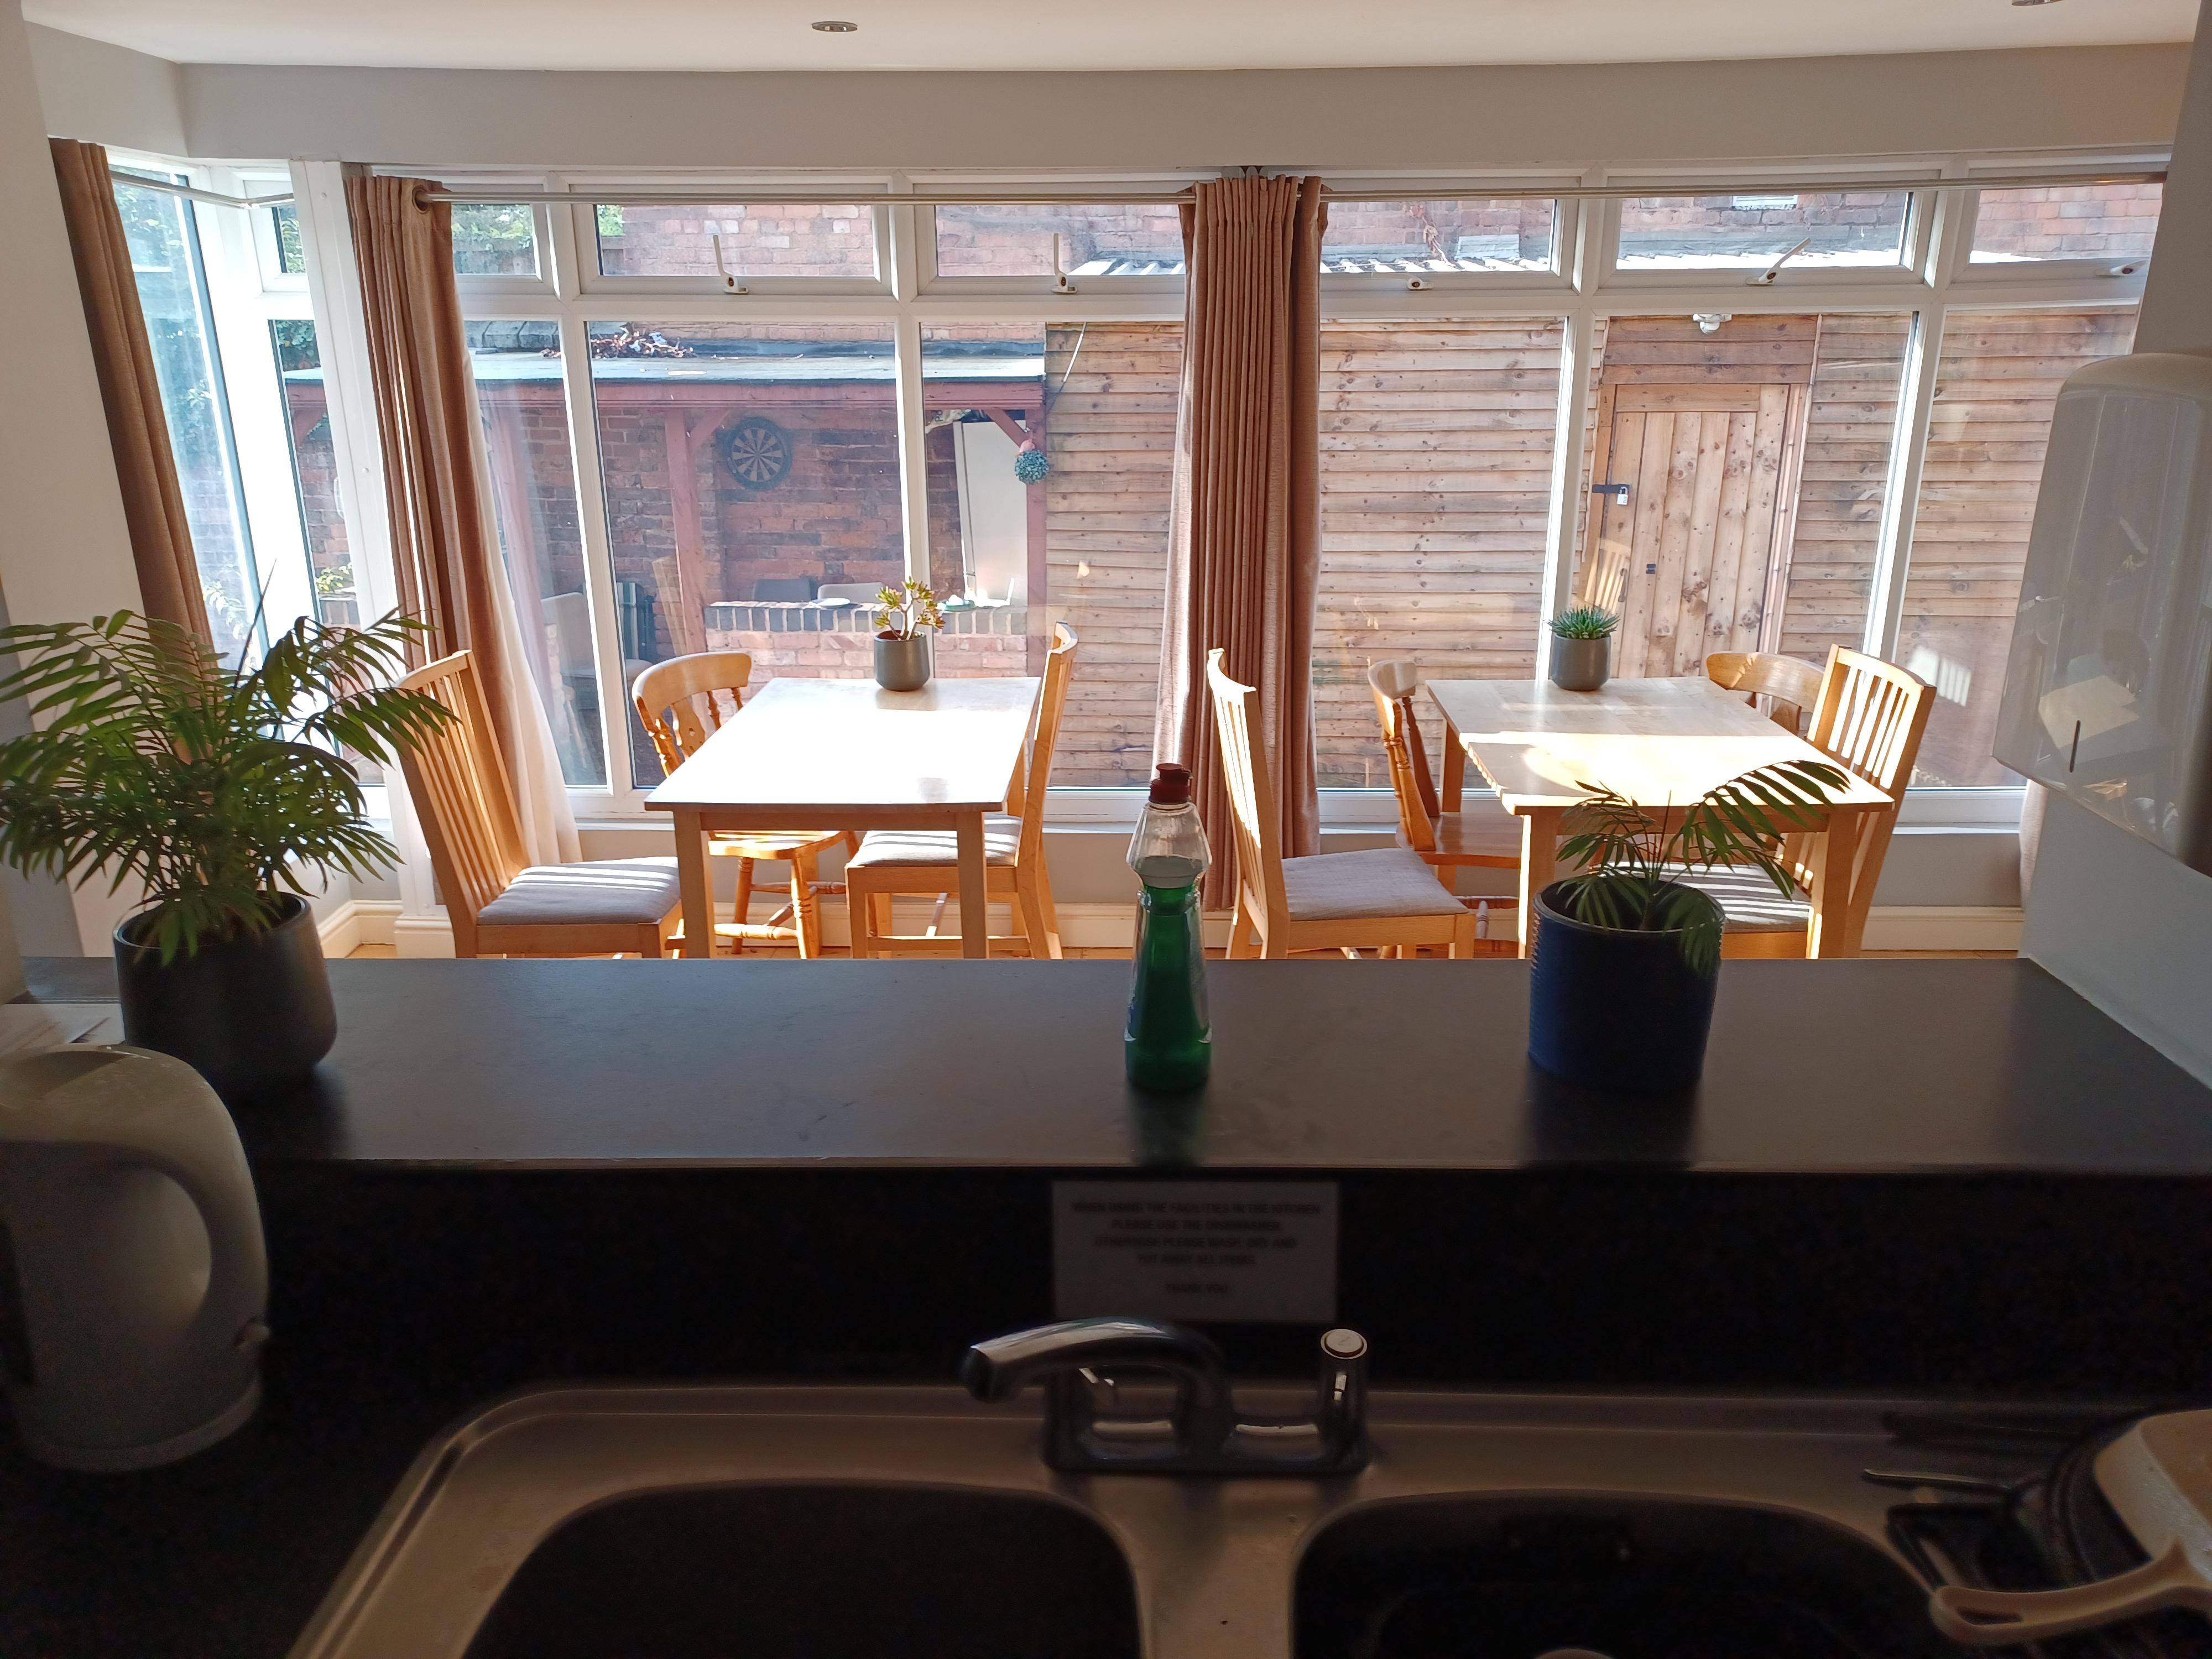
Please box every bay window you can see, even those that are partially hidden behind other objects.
[397,161,2164,820]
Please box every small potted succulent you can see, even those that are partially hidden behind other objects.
[0,611,451,1102]
[1530,758,1848,1094]
[872,580,946,692]
[1547,604,1619,692]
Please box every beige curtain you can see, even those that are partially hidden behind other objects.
[347,174,578,867]
[49,140,213,641]
[1154,174,1327,909]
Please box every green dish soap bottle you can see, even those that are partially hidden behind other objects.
[1125,763,1212,1093]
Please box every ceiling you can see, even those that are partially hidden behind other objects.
[22,0,2198,72]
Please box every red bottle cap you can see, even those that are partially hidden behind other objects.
[1149,763,1192,806]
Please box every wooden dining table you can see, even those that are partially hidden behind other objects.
[1424,676,1896,958]
[643,675,1041,959]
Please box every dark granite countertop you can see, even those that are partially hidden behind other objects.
[24,954,2212,1174]
[8,954,2212,1658]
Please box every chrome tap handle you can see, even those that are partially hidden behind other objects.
[962,1318,1371,1477]
[959,1316,1227,1408]
[1317,1328,1369,1461]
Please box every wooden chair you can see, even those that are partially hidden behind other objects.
[632,651,858,959]
[1368,661,1521,947]
[1679,646,1936,958]
[394,651,681,957]
[847,625,1076,958]
[1209,650,1476,960]
[1706,650,1824,736]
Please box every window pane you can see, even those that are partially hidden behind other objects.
[1898,306,2138,786]
[113,173,262,665]
[452,203,539,278]
[270,204,306,274]
[269,321,353,625]
[270,320,383,786]
[587,321,901,785]
[468,322,607,787]
[1321,199,1555,274]
[932,204,1184,278]
[1317,319,1563,788]
[1031,322,1183,785]
[1969,184,2162,265]
[1569,313,1911,677]
[1616,192,1911,271]
[594,204,878,279]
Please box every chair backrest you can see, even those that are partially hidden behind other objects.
[1802,646,1936,925]
[1707,650,1823,734]
[393,651,530,936]
[631,651,755,775]
[1206,649,1288,920]
[1367,660,1441,853]
[1011,624,1078,862]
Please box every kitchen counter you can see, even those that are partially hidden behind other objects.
[23,955,2212,1173]
[7,955,2212,1658]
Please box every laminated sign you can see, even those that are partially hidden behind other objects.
[1051,1181,1339,1324]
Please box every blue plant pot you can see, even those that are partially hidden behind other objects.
[1527,880,1719,1095]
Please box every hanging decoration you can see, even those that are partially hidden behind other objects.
[1013,442,1050,486]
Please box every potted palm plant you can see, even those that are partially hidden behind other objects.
[872,579,946,691]
[1547,604,1619,692]
[1530,758,1848,1094]
[0,611,451,1102]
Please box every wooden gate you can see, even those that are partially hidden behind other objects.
[1578,382,1809,679]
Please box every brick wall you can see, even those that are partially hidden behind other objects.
[596,204,877,278]
[1968,185,2162,260]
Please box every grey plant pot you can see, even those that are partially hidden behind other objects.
[1549,635,1611,693]
[873,633,933,692]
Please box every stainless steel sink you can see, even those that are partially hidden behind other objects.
[290,1384,1981,1659]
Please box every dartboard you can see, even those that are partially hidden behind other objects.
[719,416,792,491]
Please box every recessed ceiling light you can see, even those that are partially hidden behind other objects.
[812,18,858,29]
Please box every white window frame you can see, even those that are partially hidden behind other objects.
[1950,154,2167,290]
[425,152,2159,828]
[1598,165,1934,290]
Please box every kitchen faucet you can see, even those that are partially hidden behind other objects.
[959,1317,1369,1475]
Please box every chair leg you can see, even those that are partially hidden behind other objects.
[792,849,821,960]
[1016,862,1061,961]
[733,858,754,942]
[1448,911,1476,959]
[848,877,874,958]
[1225,891,1255,959]
[870,890,896,954]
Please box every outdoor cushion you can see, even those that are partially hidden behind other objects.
[847,817,1022,869]
[1671,865,1813,932]
[478,856,683,927]
[1281,847,1468,922]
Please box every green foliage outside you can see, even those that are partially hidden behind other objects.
[0,612,452,962]
[452,203,539,276]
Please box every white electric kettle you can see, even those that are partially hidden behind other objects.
[0,1045,269,1470]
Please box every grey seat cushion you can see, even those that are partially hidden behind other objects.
[847,817,1022,870]
[1671,865,1812,932]
[478,857,683,927]
[1281,847,1468,922]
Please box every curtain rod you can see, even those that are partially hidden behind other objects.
[416,168,2165,209]
[107,169,294,211]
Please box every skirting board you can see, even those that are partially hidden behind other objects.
[378,899,2021,957]
[317,899,400,957]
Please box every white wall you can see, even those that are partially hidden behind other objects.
[23,22,182,153]
[0,0,151,955]
[20,39,2189,171]
[2020,0,2212,1087]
